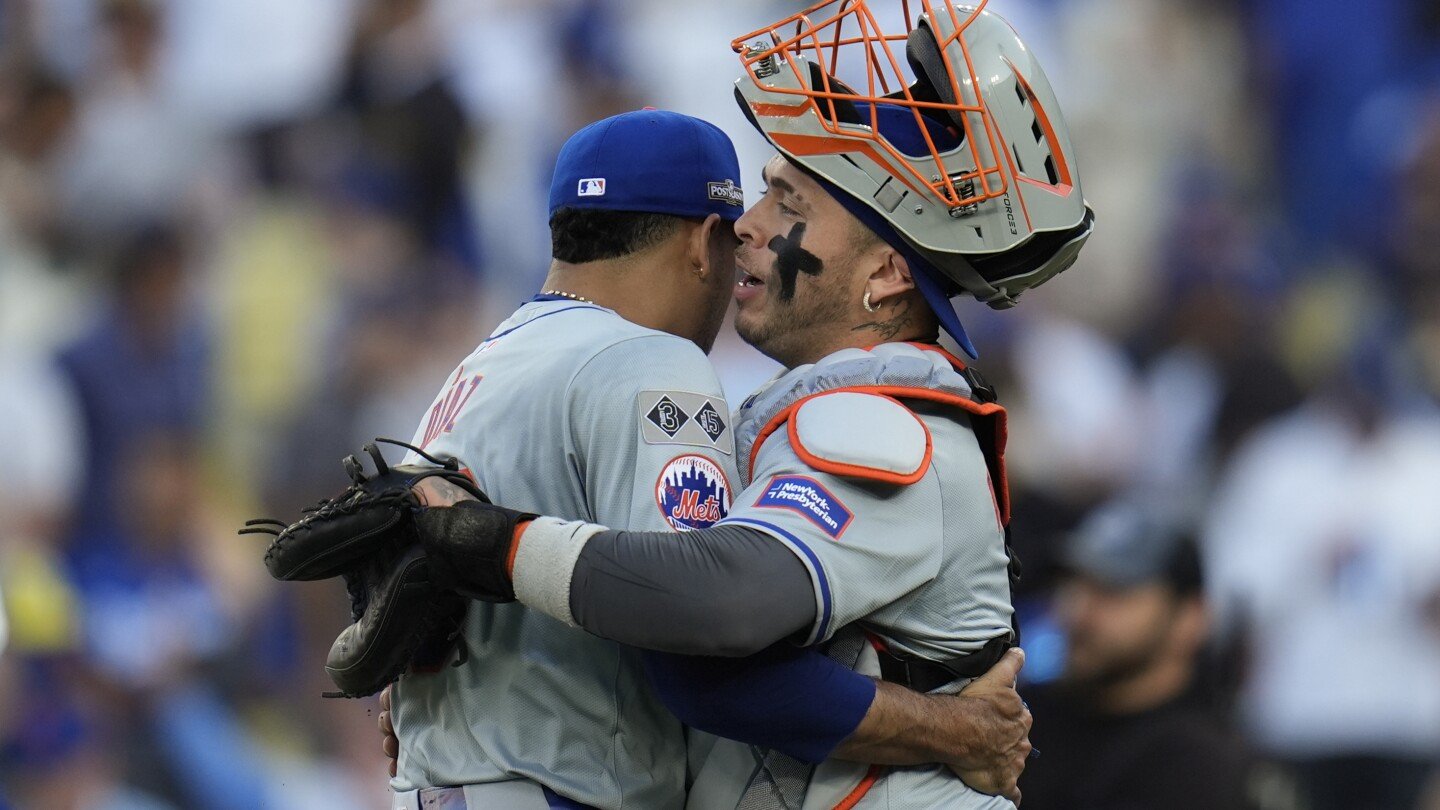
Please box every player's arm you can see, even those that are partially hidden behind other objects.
[409,499,1030,787]
[641,644,1030,783]
[430,394,950,653]
[413,504,821,653]
[417,391,963,652]
[835,659,1031,799]
[418,500,1026,770]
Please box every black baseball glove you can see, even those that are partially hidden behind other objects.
[242,438,487,698]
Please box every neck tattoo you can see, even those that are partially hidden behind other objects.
[851,296,915,341]
[541,289,595,305]
[766,222,824,301]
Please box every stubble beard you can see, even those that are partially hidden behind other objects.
[736,274,852,368]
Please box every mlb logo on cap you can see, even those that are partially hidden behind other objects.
[578,178,606,197]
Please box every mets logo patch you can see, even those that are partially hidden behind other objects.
[754,475,853,539]
[656,454,732,531]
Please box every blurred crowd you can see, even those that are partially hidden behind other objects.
[0,0,1437,808]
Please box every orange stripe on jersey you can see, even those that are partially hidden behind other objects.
[833,765,885,809]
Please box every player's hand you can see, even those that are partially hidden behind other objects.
[415,501,537,603]
[379,685,399,778]
[947,648,1031,804]
[414,475,481,508]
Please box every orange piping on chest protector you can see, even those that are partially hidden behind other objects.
[785,394,933,485]
[749,385,1010,524]
[833,765,886,809]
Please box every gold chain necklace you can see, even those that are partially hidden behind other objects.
[540,289,595,305]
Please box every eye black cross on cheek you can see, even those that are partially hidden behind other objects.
[766,222,824,302]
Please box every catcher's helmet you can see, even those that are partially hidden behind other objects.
[733,0,1094,321]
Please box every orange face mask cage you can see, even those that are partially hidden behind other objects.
[732,0,1011,212]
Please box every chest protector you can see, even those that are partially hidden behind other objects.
[734,342,1020,690]
[735,343,1007,516]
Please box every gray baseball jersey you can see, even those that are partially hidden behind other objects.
[392,297,738,809]
[688,343,1017,809]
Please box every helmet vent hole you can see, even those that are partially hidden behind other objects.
[1030,120,1043,142]
[972,226,984,239]
[1012,145,1026,174]
[1014,81,1027,104]
[1044,155,1059,185]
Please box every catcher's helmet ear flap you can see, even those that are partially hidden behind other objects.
[732,0,1093,310]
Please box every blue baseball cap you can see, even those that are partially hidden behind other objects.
[1060,500,1204,594]
[549,109,745,222]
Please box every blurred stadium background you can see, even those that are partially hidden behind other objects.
[0,0,1437,808]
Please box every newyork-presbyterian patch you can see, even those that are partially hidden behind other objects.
[754,475,853,539]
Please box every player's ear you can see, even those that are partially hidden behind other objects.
[864,245,916,308]
[689,213,724,278]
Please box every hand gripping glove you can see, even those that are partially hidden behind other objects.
[415,500,538,603]
[241,438,487,697]
[251,439,486,582]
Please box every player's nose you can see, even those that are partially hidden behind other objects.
[734,204,767,247]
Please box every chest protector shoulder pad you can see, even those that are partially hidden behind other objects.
[789,391,931,484]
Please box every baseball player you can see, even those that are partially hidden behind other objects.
[384,3,1094,807]
[383,109,1035,810]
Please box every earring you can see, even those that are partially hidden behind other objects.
[862,290,879,313]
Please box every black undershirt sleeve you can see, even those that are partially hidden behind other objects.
[569,524,817,657]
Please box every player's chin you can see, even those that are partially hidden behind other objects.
[733,307,769,348]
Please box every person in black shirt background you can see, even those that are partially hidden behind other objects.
[1019,500,1267,810]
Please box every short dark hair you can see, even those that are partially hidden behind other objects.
[549,208,688,263]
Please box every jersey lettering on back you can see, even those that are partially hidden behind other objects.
[421,368,483,449]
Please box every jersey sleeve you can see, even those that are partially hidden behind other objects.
[721,419,945,647]
[566,334,740,533]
